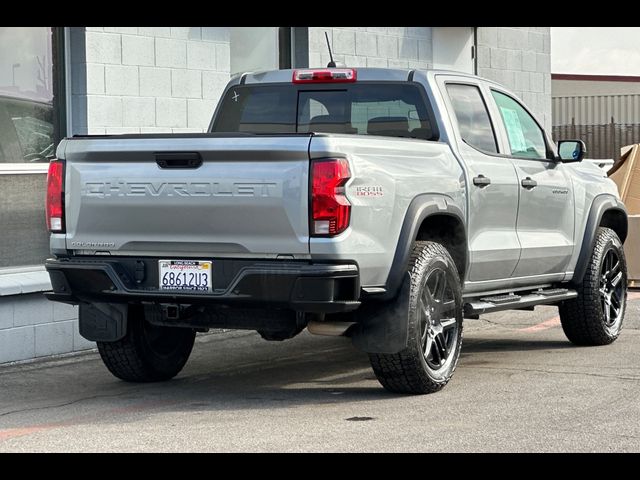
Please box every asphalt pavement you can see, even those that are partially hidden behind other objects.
[1,292,639,452]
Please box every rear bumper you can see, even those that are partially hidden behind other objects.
[45,257,360,313]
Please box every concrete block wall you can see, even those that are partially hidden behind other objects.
[0,294,92,364]
[308,27,433,70]
[70,27,231,135]
[476,27,552,130]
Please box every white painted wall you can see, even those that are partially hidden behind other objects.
[432,27,474,73]
[230,27,279,75]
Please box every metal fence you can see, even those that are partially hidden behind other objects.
[552,119,640,160]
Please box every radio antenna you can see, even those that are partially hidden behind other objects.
[325,32,336,68]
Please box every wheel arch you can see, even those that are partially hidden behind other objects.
[416,214,467,281]
[382,194,467,300]
[600,208,628,244]
[572,194,628,285]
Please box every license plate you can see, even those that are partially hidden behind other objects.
[158,260,212,292]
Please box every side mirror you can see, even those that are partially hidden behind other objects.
[557,139,586,163]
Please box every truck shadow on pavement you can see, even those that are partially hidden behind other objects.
[86,332,580,410]
[0,327,618,441]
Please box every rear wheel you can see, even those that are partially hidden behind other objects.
[559,227,627,345]
[97,305,196,382]
[368,241,463,394]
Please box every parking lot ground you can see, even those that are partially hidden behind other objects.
[1,291,640,452]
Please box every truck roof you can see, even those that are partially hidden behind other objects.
[229,67,489,86]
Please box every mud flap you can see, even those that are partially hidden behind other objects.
[79,302,128,342]
[350,272,411,354]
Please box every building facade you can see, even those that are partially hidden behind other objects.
[552,73,640,159]
[552,73,640,125]
[0,26,552,364]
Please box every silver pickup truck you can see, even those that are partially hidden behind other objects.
[45,67,628,394]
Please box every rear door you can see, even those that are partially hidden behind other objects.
[64,135,312,258]
[487,88,575,277]
[439,78,521,283]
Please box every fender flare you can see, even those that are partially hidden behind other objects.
[351,194,466,354]
[381,194,466,301]
[572,194,628,285]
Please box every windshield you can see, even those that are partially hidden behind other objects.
[212,82,437,141]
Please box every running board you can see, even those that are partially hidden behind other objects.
[464,288,578,316]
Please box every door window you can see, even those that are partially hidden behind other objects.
[446,83,498,153]
[491,90,548,160]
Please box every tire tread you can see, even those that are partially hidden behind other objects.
[369,241,463,394]
[559,227,626,346]
[97,315,195,382]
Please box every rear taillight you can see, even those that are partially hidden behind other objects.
[293,68,357,84]
[46,160,65,233]
[311,158,351,236]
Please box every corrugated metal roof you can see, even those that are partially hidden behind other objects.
[552,94,640,125]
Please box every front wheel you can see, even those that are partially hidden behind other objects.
[559,227,627,345]
[368,241,464,394]
[97,305,196,382]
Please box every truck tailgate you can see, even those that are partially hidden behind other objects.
[62,135,311,257]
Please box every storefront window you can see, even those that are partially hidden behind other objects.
[0,27,54,164]
[0,27,57,269]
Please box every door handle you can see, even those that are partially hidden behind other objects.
[155,152,203,169]
[473,175,491,187]
[521,177,537,189]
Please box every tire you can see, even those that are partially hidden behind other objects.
[97,305,196,382]
[368,241,464,394]
[559,227,627,346]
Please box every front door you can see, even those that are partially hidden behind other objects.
[489,89,575,277]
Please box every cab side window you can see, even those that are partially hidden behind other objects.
[446,83,498,154]
[491,90,548,160]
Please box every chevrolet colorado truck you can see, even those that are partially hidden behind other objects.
[44,67,628,394]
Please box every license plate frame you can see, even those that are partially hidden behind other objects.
[158,260,212,292]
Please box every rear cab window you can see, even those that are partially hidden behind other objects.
[212,83,438,141]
